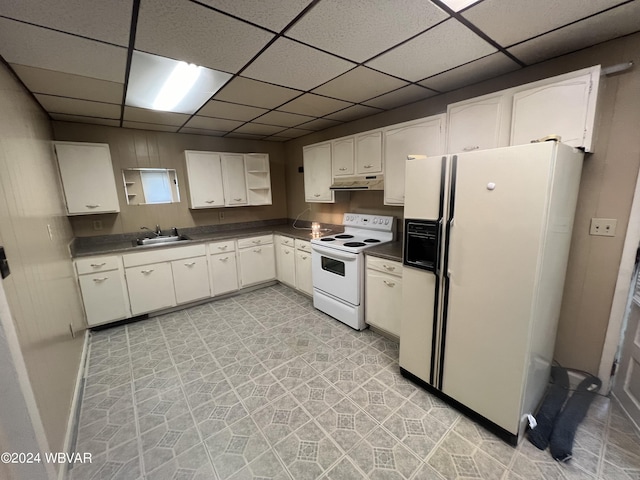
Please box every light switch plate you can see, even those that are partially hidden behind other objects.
[590,218,617,237]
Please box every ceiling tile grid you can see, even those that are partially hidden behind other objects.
[0,0,637,141]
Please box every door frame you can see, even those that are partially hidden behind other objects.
[599,167,640,392]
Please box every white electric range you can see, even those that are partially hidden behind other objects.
[311,213,395,330]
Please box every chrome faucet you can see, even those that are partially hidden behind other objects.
[140,226,162,237]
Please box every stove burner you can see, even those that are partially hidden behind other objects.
[364,239,381,243]
[320,237,336,241]
[343,242,366,247]
[335,234,354,239]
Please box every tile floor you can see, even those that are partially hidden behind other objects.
[69,284,640,480]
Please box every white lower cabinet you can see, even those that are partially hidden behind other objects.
[208,240,239,296]
[75,255,130,326]
[275,235,296,288]
[172,256,210,304]
[295,239,313,296]
[125,262,176,315]
[365,257,402,337]
[238,235,276,287]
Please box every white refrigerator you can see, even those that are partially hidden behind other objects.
[400,141,584,444]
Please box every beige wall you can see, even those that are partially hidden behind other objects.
[285,33,640,375]
[52,123,287,237]
[0,64,85,458]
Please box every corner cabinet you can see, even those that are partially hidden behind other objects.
[384,115,446,206]
[303,142,334,203]
[245,154,272,205]
[54,141,120,215]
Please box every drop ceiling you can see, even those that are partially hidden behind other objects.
[0,0,638,142]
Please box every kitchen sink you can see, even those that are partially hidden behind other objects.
[133,235,191,246]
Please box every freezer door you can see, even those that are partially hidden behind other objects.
[404,155,447,220]
[440,144,555,435]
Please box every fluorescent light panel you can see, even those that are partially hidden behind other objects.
[125,51,232,114]
[439,0,482,12]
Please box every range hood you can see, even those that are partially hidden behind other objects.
[330,174,384,191]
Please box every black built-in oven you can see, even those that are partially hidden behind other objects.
[403,219,440,273]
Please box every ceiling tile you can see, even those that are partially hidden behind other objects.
[295,118,343,131]
[212,76,301,109]
[242,37,356,90]
[123,107,190,126]
[507,2,640,65]
[363,85,438,109]
[274,128,313,138]
[462,0,628,47]
[254,110,316,127]
[11,64,123,104]
[263,136,290,142]
[184,116,244,131]
[312,67,409,103]
[122,121,179,133]
[197,0,312,31]
[419,52,521,92]
[225,132,268,140]
[278,93,352,117]
[0,18,127,83]
[179,127,227,137]
[135,0,274,73]
[324,104,383,122]
[197,100,267,121]
[50,114,121,127]
[233,123,287,135]
[286,0,448,62]
[366,18,496,82]
[35,94,121,119]
[0,0,133,47]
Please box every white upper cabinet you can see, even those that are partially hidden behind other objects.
[447,93,512,154]
[221,154,248,206]
[356,130,383,175]
[303,142,334,203]
[510,66,600,152]
[384,115,446,206]
[184,150,225,209]
[244,153,272,205]
[332,137,355,177]
[54,141,120,215]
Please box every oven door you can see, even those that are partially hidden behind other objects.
[311,243,360,305]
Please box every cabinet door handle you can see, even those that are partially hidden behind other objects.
[219,257,229,261]
[86,204,101,208]
[92,277,108,282]
[301,255,308,260]
[205,200,216,204]
[463,146,480,151]
[234,198,242,201]
[141,269,154,274]
[253,248,262,253]
[314,194,320,197]
[90,262,106,268]
[252,240,262,244]
[338,167,347,171]
[284,250,290,254]
[184,262,196,266]
[383,264,395,271]
[218,245,228,250]
[363,164,373,168]
[383,280,396,287]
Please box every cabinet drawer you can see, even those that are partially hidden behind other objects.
[208,240,236,253]
[237,234,273,249]
[76,255,121,275]
[295,239,312,253]
[78,270,129,325]
[279,235,295,247]
[122,244,206,267]
[366,257,402,277]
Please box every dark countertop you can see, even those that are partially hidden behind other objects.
[71,223,343,258]
[365,241,403,262]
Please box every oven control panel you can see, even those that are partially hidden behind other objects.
[342,213,395,231]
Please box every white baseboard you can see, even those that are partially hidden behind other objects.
[58,330,89,480]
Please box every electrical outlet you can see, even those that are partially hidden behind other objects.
[92,220,103,231]
[219,211,225,220]
[590,218,617,237]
